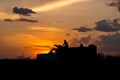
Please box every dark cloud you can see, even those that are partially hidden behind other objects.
[107,0,120,12]
[4,18,38,23]
[4,7,38,23]
[73,27,92,32]
[70,33,120,55]
[13,7,36,16]
[96,33,120,55]
[95,19,120,32]
[113,18,120,27]
[69,35,92,47]
[4,19,13,22]
[73,19,120,33]
[16,18,38,23]
[79,35,91,45]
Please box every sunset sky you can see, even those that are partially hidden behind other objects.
[0,0,120,59]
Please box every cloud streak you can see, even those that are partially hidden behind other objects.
[73,27,92,32]
[4,18,38,23]
[16,18,38,23]
[32,45,51,49]
[33,0,88,12]
[29,26,62,32]
[4,19,13,22]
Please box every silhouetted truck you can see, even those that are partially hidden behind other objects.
[36,44,97,65]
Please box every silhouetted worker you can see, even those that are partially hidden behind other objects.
[80,43,84,48]
[63,40,68,48]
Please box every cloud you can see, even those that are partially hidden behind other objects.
[4,19,13,22]
[96,33,120,55]
[4,18,38,23]
[79,35,91,45]
[26,45,51,50]
[16,18,38,23]
[107,0,120,12]
[69,33,120,55]
[73,19,120,33]
[73,27,92,32]
[4,7,38,23]
[32,45,51,49]
[95,19,120,32]
[13,7,36,16]
[69,35,92,47]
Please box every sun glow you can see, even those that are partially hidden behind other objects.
[33,0,87,12]
[31,40,54,54]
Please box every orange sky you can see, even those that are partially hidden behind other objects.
[0,0,120,59]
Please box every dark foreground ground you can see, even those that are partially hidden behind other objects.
[1,56,120,80]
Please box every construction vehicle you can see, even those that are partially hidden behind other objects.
[36,43,97,65]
